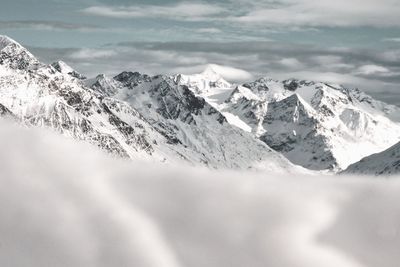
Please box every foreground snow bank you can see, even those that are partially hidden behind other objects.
[0,120,399,267]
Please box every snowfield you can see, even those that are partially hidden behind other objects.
[1,119,400,267]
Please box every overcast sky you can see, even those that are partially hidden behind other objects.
[1,0,400,105]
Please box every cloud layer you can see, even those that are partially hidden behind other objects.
[2,119,400,267]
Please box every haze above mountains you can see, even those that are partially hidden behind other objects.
[1,35,399,175]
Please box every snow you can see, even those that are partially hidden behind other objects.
[52,60,75,74]
[222,112,252,132]
[0,35,18,50]
[178,72,400,171]
[1,119,400,267]
[343,141,400,175]
[110,75,298,172]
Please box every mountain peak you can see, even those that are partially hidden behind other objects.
[113,71,151,87]
[52,60,73,72]
[0,35,20,51]
[51,60,86,79]
[0,35,39,70]
[201,64,223,80]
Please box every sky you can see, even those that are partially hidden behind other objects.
[1,0,400,104]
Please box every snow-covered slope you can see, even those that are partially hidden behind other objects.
[0,36,296,172]
[88,71,297,171]
[343,141,400,176]
[177,71,400,171]
[0,36,174,161]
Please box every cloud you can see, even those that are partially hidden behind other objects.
[383,38,400,43]
[80,0,400,28]
[205,64,254,81]
[0,20,101,32]
[80,2,225,21]
[356,65,390,76]
[196,27,223,34]
[2,118,400,267]
[279,58,304,69]
[69,48,117,59]
[230,0,400,28]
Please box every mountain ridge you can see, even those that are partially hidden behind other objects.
[0,35,297,173]
[0,35,399,174]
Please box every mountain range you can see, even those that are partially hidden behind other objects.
[1,35,399,175]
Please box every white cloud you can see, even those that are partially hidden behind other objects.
[81,2,225,21]
[356,65,390,75]
[70,48,117,60]
[168,63,253,82]
[1,119,400,267]
[196,28,223,34]
[383,38,400,42]
[279,58,304,69]
[0,20,101,32]
[231,0,400,27]
[270,70,382,88]
[205,64,254,81]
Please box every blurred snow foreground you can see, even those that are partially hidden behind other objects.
[1,119,400,267]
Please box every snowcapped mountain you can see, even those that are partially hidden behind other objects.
[87,71,296,171]
[1,35,399,174]
[343,141,400,176]
[0,35,295,172]
[177,66,400,171]
[0,36,171,160]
